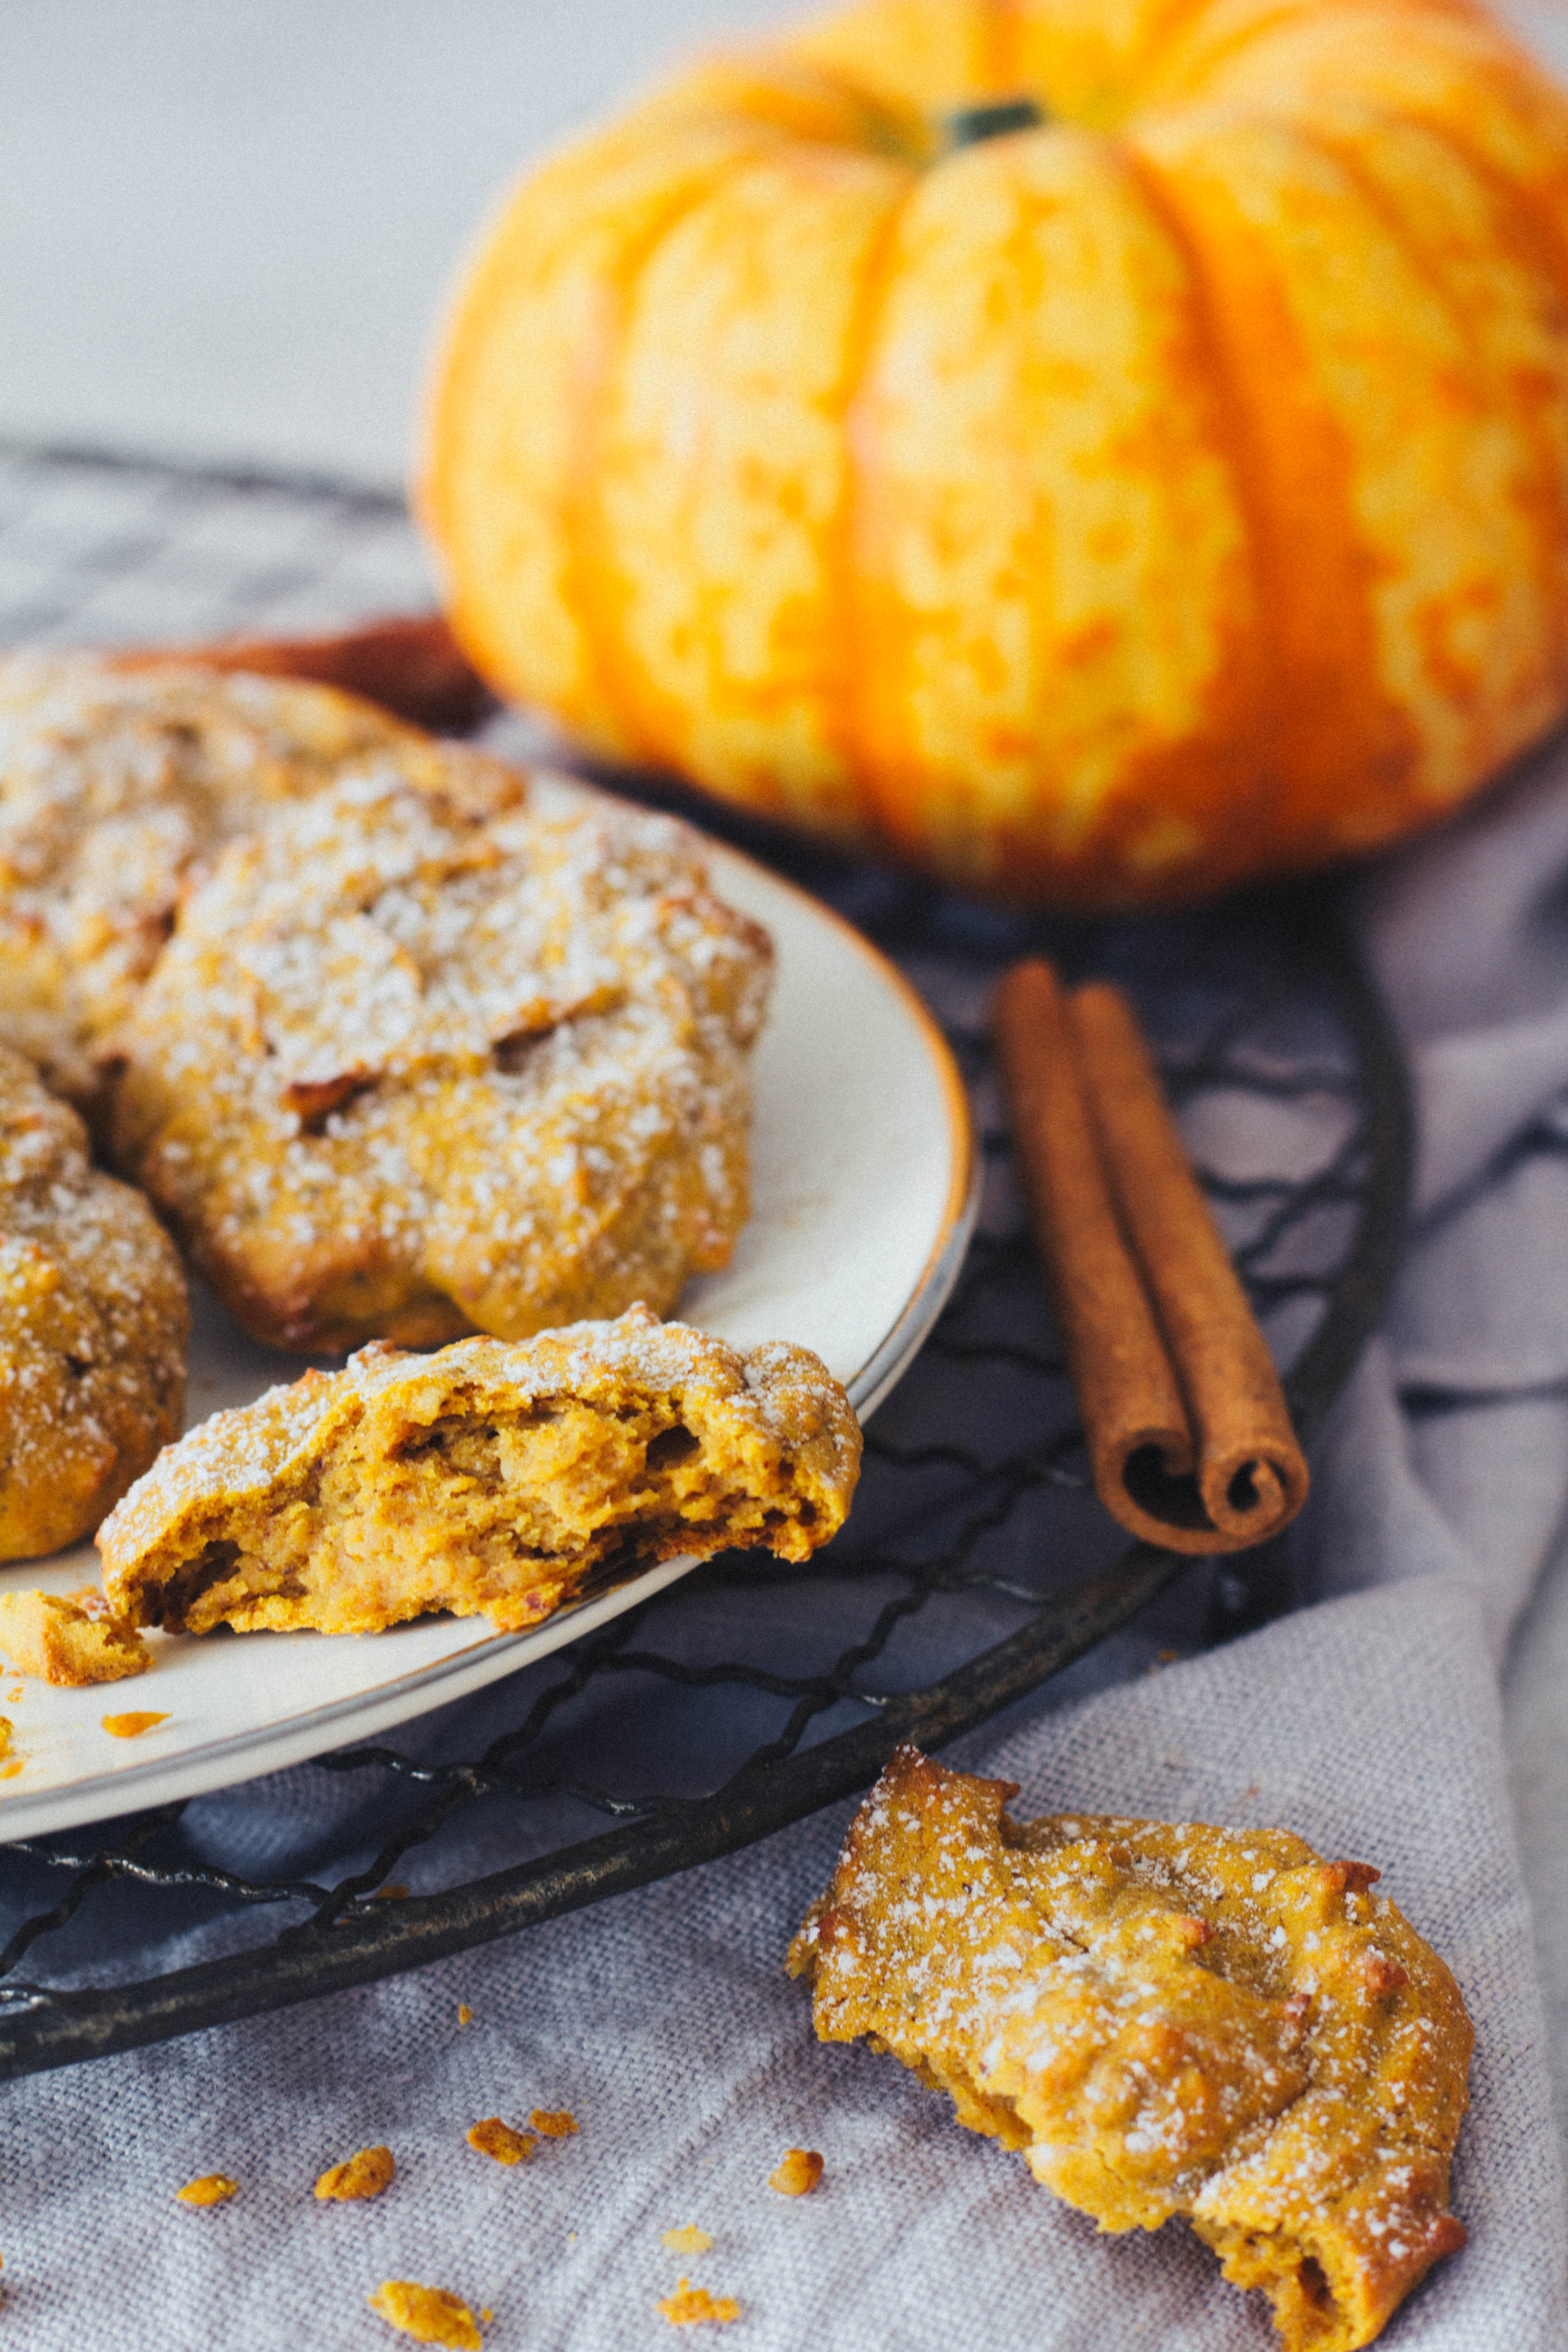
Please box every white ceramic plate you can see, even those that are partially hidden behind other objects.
[0,826,977,1838]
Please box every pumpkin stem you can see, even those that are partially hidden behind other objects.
[944,96,1045,149]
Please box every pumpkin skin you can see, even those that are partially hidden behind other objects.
[422,0,1568,906]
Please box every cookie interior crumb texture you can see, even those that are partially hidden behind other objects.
[0,1044,187,1558]
[110,760,773,1353]
[768,2148,823,2197]
[98,1308,861,1638]
[657,2279,741,2328]
[176,2175,238,2207]
[466,2118,537,2167]
[789,1746,1473,2352]
[0,1591,149,1686]
[367,2279,482,2350]
[315,2145,395,2201]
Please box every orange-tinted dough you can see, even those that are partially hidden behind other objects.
[790,1746,1472,2352]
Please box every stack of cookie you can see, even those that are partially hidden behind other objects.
[0,656,858,1650]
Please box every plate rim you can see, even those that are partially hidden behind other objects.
[702,832,980,1420]
[0,843,977,1840]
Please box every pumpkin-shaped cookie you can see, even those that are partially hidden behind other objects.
[424,0,1568,905]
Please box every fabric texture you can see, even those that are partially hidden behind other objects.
[8,740,1568,2347]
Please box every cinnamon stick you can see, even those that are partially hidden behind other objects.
[112,613,491,736]
[994,958,1309,1555]
[994,961,1193,1528]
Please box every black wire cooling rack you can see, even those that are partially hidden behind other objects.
[0,442,1413,2079]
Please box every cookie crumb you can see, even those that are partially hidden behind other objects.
[466,2117,538,2166]
[529,2108,577,2138]
[0,1719,12,1758]
[0,1592,150,1687]
[367,2279,481,2348]
[457,2004,473,2027]
[315,2145,395,2201]
[176,2174,238,2206]
[662,2226,713,2256]
[658,2280,740,2327]
[0,1761,20,1781]
[769,2148,823,2196]
[102,1710,168,1738]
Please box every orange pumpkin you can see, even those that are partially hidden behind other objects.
[422,0,1568,906]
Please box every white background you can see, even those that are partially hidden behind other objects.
[5,0,1561,490]
[0,0,799,486]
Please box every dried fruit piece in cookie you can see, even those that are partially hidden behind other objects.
[98,1307,860,1637]
[110,766,772,1352]
[367,2280,481,2350]
[0,1591,147,1685]
[0,656,481,1110]
[0,1044,186,1557]
[789,1746,1472,2352]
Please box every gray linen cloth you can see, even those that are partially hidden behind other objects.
[6,740,1568,2349]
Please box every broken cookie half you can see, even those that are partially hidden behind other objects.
[790,1747,1472,2352]
[98,1305,861,1638]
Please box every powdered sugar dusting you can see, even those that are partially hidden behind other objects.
[111,760,773,1350]
[97,1304,861,1590]
[792,1747,1474,2351]
[0,655,473,1104]
[0,1040,187,1551]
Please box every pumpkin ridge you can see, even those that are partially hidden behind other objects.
[591,138,914,813]
[1112,135,1284,842]
[561,147,793,768]
[1295,111,1568,756]
[422,113,803,752]
[1130,113,1426,857]
[640,54,931,162]
[1267,104,1563,811]
[1143,0,1480,108]
[1133,0,1268,97]
[1387,98,1568,310]
[824,173,924,831]
[1385,108,1568,700]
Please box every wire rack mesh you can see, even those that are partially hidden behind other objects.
[0,442,1411,2078]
